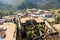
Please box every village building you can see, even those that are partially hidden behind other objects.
[0,22,16,40]
[20,17,44,24]
[2,15,14,22]
[0,19,6,24]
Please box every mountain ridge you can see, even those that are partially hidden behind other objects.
[0,0,60,10]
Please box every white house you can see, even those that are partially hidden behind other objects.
[26,9,32,13]
[40,13,53,18]
[0,19,6,24]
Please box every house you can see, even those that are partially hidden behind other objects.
[0,22,16,40]
[40,13,53,19]
[39,13,55,22]
[2,15,14,22]
[37,9,42,12]
[26,9,32,13]
[14,11,26,18]
[20,17,44,23]
[0,19,6,24]
[32,12,40,18]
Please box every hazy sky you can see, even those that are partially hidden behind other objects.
[0,0,24,6]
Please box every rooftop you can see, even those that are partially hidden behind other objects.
[0,22,16,40]
[20,17,44,23]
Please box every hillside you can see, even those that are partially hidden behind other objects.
[0,0,60,10]
[0,0,60,17]
[17,0,60,9]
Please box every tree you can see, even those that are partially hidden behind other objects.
[55,16,60,24]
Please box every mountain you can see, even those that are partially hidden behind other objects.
[0,1,12,10]
[0,0,24,10]
[17,0,60,10]
[0,0,60,10]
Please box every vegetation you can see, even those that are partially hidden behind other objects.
[54,15,60,24]
[0,8,11,18]
[49,14,60,24]
[22,23,48,40]
[0,7,22,18]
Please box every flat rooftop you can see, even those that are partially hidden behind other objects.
[20,17,44,23]
[0,22,16,40]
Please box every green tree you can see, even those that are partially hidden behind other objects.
[55,16,60,24]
